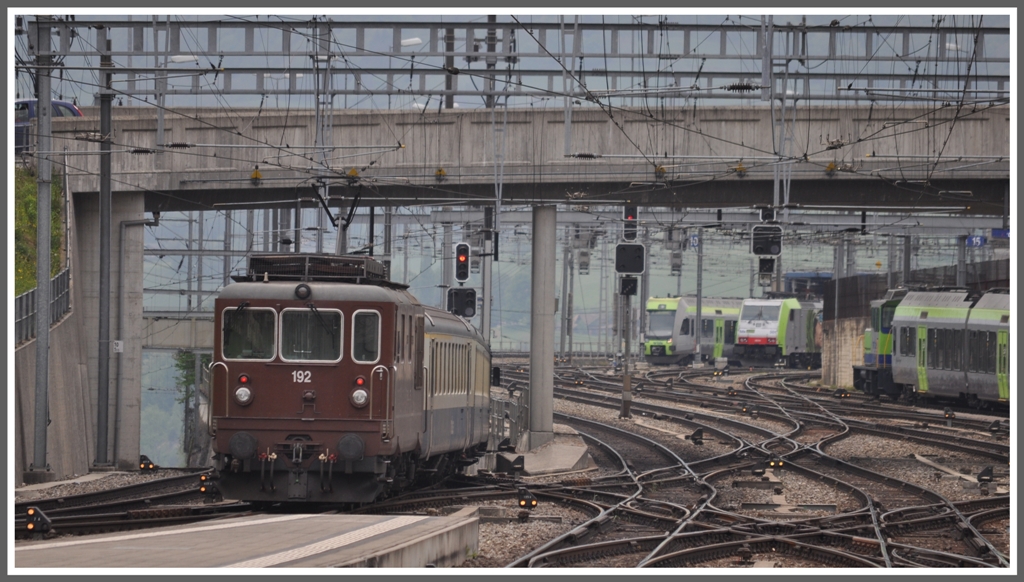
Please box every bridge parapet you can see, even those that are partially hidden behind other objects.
[48,105,1007,212]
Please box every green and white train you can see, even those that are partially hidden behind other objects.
[853,288,1009,407]
[643,297,743,365]
[733,297,823,369]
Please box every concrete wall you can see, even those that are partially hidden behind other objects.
[15,192,94,481]
[74,190,146,470]
[143,316,214,349]
[821,317,869,389]
[56,105,1009,204]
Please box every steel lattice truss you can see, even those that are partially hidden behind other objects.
[20,15,1009,107]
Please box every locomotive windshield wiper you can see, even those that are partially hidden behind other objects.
[306,302,335,338]
[235,301,250,313]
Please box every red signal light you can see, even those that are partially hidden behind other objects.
[458,254,467,262]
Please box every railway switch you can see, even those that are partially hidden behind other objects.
[688,428,704,446]
[25,507,51,534]
[977,466,994,483]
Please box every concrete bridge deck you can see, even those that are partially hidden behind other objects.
[39,104,1007,213]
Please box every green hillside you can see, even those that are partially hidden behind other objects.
[15,167,63,295]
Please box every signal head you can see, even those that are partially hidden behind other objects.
[454,243,471,282]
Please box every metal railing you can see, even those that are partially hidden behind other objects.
[488,382,529,452]
[14,269,71,345]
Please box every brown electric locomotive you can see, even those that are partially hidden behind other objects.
[208,254,495,503]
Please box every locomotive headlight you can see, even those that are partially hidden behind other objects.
[351,389,369,408]
[234,386,253,406]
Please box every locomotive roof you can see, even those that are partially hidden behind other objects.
[219,280,416,305]
[898,290,973,309]
[973,290,1010,312]
[679,297,744,310]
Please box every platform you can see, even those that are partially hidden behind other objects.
[15,509,479,569]
[497,424,594,476]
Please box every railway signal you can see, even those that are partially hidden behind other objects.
[447,287,477,318]
[751,225,783,256]
[24,506,51,535]
[622,205,638,241]
[517,486,538,510]
[615,243,645,274]
[454,243,471,282]
[619,276,638,296]
[140,454,157,471]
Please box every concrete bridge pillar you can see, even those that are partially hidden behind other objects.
[76,191,145,470]
[523,205,556,451]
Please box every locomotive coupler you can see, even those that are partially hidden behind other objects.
[259,449,277,492]
[319,451,337,492]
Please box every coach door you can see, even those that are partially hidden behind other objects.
[916,326,929,393]
[997,330,1009,401]
[713,320,724,359]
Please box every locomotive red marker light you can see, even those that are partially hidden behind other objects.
[355,376,365,387]
[238,374,250,384]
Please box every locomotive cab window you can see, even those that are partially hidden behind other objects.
[352,310,381,364]
[280,308,342,362]
[681,318,690,336]
[222,307,276,361]
[647,311,674,339]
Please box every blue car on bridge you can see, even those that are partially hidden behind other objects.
[15,99,83,154]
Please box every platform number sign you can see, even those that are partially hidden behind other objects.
[966,236,987,248]
[690,234,700,249]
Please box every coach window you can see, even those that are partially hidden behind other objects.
[222,307,276,361]
[352,310,381,364]
[280,308,342,362]
[702,319,713,336]
[397,315,404,363]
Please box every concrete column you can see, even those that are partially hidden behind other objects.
[902,235,912,285]
[887,235,896,288]
[845,236,856,277]
[559,237,570,358]
[524,205,556,451]
[223,210,232,286]
[29,15,55,482]
[262,208,270,252]
[95,27,113,468]
[956,235,967,287]
[481,207,493,346]
[383,207,392,277]
[293,200,301,253]
[694,227,704,363]
[441,223,453,308]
